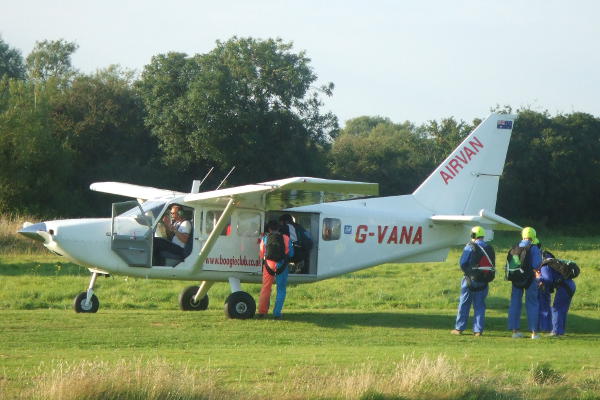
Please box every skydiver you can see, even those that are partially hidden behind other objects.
[508,227,542,339]
[539,257,577,337]
[451,226,496,337]
[257,220,294,319]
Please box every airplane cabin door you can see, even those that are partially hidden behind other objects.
[201,209,263,273]
[110,200,153,267]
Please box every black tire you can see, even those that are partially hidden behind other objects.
[224,291,256,319]
[179,285,209,311]
[73,292,99,313]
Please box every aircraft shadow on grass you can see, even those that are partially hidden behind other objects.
[284,310,600,336]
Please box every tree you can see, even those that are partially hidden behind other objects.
[497,110,600,226]
[26,39,79,83]
[0,78,73,215]
[0,36,25,79]
[49,65,167,214]
[342,116,393,136]
[138,37,337,184]
[329,116,432,195]
[415,117,478,165]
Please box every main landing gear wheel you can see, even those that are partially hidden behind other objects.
[179,285,209,311]
[73,292,99,313]
[224,291,256,319]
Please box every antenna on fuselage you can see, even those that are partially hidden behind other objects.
[216,166,236,190]
[191,167,214,193]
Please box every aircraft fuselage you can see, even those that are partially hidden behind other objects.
[31,194,467,284]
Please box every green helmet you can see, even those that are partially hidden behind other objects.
[471,226,485,238]
[522,226,537,240]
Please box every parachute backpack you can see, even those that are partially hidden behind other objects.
[467,242,496,285]
[505,243,534,289]
[264,232,285,262]
[541,250,580,280]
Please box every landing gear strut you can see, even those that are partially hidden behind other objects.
[73,271,100,313]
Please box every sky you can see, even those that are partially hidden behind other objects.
[1,0,599,126]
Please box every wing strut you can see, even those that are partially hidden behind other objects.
[191,198,236,273]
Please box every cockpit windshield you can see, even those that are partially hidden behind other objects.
[118,200,167,222]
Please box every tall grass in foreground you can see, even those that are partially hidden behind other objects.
[25,358,231,400]
[0,214,45,255]
[21,356,598,400]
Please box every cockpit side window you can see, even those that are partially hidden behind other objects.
[206,210,232,236]
[237,212,261,237]
[118,200,166,220]
[143,201,168,223]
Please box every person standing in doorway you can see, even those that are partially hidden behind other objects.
[257,220,293,319]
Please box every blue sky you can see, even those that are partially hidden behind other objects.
[2,0,598,125]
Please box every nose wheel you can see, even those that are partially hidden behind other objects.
[73,292,99,313]
[73,271,103,313]
[179,285,209,311]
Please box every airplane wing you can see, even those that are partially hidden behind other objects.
[183,177,379,210]
[430,209,521,231]
[90,182,185,201]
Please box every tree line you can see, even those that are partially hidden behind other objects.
[1,36,599,227]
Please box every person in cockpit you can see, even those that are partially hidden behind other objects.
[153,204,191,265]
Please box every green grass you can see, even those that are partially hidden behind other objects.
[1,231,600,399]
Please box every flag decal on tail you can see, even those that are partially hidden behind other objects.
[497,120,513,129]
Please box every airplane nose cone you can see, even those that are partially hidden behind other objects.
[18,222,50,243]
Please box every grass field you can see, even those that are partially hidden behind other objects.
[1,218,600,399]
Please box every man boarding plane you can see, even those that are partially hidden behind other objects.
[19,114,521,319]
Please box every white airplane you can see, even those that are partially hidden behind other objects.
[19,113,521,319]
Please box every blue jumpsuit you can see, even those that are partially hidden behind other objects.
[538,282,553,332]
[454,239,493,333]
[508,240,542,332]
[540,265,576,335]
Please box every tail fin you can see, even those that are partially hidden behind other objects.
[412,113,516,215]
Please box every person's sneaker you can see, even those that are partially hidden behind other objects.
[450,329,463,335]
[511,332,523,338]
[474,332,482,337]
[531,334,541,340]
[273,315,283,320]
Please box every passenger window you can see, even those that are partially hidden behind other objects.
[322,218,341,241]
[206,210,232,236]
[237,212,261,237]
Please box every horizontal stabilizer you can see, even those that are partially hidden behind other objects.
[430,209,521,231]
[90,182,185,201]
